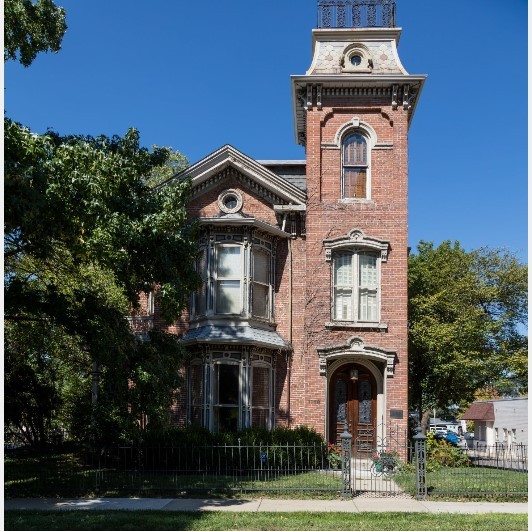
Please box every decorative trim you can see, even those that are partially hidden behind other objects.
[317,336,396,377]
[316,84,322,110]
[323,228,390,262]
[306,84,313,110]
[218,189,243,214]
[391,84,399,110]
[334,118,377,149]
[340,43,373,74]
[402,84,410,110]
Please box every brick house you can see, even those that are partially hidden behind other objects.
[132,1,426,450]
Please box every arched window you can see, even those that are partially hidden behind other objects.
[342,133,368,199]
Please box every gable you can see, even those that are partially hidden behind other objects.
[169,145,307,207]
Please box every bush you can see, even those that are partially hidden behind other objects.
[426,432,470,471]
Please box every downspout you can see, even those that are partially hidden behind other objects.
[287,234,293,427]
[281,213,292,428]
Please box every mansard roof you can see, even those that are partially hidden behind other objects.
[167,145,307,207]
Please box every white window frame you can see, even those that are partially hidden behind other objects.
[191,232,274,323]
[214,243,244,316]
[324,228,389,329]
[331,250,380,324]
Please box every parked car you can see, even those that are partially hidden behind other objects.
[434,430,459,446]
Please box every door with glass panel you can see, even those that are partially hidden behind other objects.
[329,363,376,453]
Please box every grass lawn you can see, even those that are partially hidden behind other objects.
[4,511,529,531]
[395,467,528,500]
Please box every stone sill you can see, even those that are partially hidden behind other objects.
[325,321,388,331]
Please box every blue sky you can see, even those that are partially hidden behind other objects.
[4,0,528,261]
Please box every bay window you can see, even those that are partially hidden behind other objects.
[193,231,274,322]
[189,351,274,432]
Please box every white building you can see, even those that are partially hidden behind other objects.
[462,398,528,446]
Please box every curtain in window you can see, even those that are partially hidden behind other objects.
[334,253,353,320]
[216,246,242,314]
[252,250,270,318]
[358,254,378,321]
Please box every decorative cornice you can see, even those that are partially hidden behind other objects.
[317,336,397,377]
[323,228,390,261]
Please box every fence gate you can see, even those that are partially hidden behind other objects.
[350,422,412,497]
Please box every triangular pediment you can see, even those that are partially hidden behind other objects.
[168,145,307,206]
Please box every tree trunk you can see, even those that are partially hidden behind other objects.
[420,409,432,435]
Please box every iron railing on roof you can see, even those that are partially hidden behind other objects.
[317,0,396,29]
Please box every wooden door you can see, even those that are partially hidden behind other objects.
[329,364,377,453]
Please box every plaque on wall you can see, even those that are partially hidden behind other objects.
[390,409,404,419]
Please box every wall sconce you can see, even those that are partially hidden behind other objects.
[350,369,359,381]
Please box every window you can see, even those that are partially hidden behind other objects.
[333,251,379,323]
[193,233,274,322]
[216,245,242,314]
[252,249,271,319]
[189,351,274,432]
[342,133,368,199]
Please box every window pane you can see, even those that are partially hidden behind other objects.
[358,380,372,424]
[334,288,353,320]
[252,366,270,408]
[253,250,270,284]
[252,283,269,318]
[252,409,269,429]
[359,289,377,321]
[216,280,241,314]
[215,364,239,405]
[217,246,241,278]
[359,254,378,287]
[214,407,239,433]
[344,168,367,198]
[343,134,367,165]
[334,254,352,286]
[334,254,353,320]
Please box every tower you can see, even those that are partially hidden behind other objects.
[290,0,426,446]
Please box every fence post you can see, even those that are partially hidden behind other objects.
[340,420,352,497]
[413,427,427,499]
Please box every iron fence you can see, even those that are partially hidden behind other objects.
[317,0,396,29]
[4,440,528,499]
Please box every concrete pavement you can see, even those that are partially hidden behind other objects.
[4,497,528,514]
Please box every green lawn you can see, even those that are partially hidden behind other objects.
[395,467,528,500]
[4,511,528,531]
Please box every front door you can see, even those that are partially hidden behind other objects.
[329,363,377,453]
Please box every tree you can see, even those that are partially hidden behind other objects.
[4,0,67,66]
[408,241,527,431]
[4,120,200,444]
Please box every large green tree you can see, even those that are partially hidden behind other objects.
[4,120,199,445]
[408,241,527,431]
[4,0,67,66]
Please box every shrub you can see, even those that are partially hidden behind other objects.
[426,432,470,471]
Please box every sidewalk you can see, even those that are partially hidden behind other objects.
[4,497,528,514]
